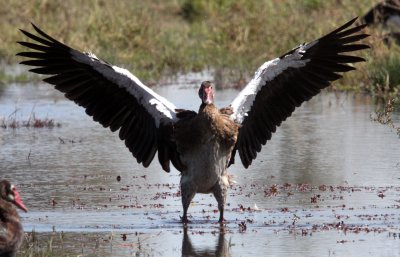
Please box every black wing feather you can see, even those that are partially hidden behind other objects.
[18,24,180,172]
[231,18,369,168]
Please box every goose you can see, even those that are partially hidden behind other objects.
[0,180,28,257]
[361,0,400,45]
[17,17,369,223]
[361,0,400,27]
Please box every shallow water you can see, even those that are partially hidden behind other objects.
[0,82,399,257]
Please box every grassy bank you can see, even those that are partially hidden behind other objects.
[1,0,399,98]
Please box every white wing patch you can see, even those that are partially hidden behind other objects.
[70,49,177,127]
[230,43,314,124]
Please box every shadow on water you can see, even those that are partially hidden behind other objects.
[182,226,230,257]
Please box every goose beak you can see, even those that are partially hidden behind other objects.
[13,188,28,213]
[202,86,214,104]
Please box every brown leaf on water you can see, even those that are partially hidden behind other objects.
[51,198,58,206]
[311,195,318,203]
[264,184,279,197]
[238,221,247,233]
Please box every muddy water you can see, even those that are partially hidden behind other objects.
[0,82,399,257]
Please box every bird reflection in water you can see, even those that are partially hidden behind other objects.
[182,226,231,257]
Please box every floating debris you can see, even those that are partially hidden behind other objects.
[58,137,83,144]
[311,194,321,203]
[121,234,127,241]
[238,221,247,233]
[264,184,279,197]
[253,203,260,211]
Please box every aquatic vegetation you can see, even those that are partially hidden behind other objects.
[371,98,400,135]
[359,27,400,100]
[19,230,159,257]
[0,116,59,129]
[0,109,60,129]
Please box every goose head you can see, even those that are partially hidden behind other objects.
[0,180,28,213]
[198,81,214,105]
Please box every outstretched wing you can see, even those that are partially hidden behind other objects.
[17,23,182,172]
[229,17,369,168]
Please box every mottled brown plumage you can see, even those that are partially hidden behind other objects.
[0,180,27,257]
[175,83,239,222]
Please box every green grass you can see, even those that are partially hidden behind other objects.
[0,0,399,98]
[366,37,400,100]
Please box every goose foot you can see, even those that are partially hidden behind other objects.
[180,215,190,224]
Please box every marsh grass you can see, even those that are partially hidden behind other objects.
[371,98,400,135]
[366,31,400,100]
[0,0,398,97]
[0,116,59,129]
[19,230,85,257]
[18,230,156,257]
[0,107,60,129]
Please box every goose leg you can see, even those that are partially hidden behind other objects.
[212,181,228,223]
[181,182,196,223]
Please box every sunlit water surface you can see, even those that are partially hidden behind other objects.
[0,82,399,257]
